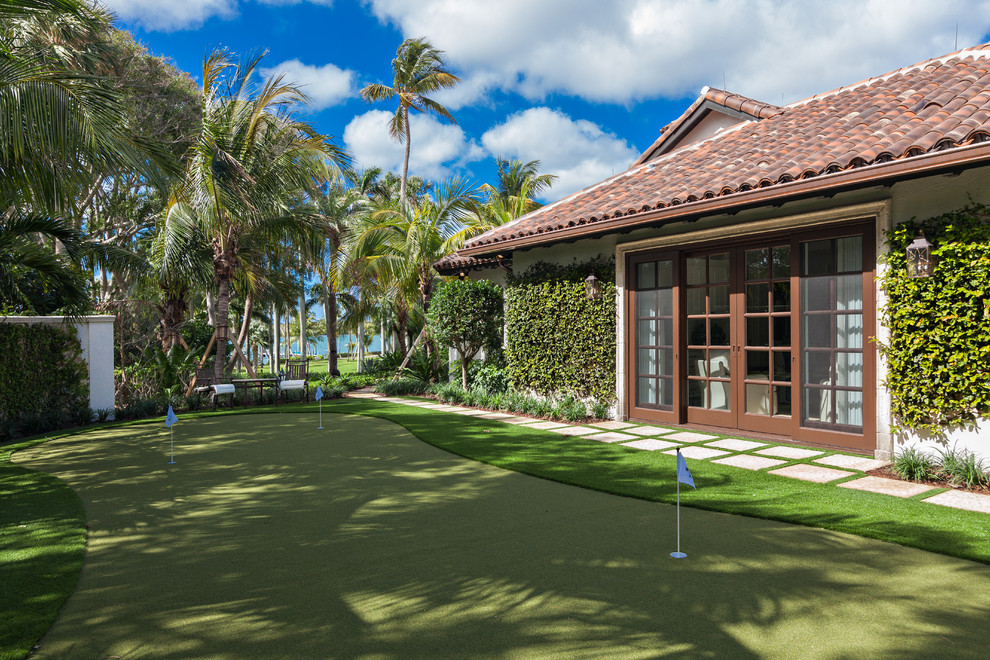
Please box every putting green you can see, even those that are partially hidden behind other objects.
[14,413,990,658]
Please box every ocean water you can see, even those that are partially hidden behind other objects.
[288,334,381,357]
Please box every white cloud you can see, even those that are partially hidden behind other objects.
[364,0,990,105]
[260,60,355,110]
[343,110,482,181]
[481,107,640,200]
[104,0,237,31]
[104,0,333,31]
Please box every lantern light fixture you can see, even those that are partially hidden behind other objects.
[585,272,602,300]
[906,231,933,278]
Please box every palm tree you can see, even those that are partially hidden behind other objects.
[494,157,557,204]
[166,49,349,381]
[350,178,479,315]
[359,37,459,209]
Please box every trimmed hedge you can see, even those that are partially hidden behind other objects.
[504,257,616,401]
[879,204,990,433]
[0,322,88,437]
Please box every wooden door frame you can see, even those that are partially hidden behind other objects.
[625,251,680,424]
[617,202,885,451]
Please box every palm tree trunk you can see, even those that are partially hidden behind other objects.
[272,304,280,375]
[357,320,365,373]
[321,273,339,376]
[298,271,307,360]
[214,277,231,381]
[284,314,291,361]
[400,106,411,209]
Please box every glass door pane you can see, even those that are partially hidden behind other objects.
[800,236,864,430]
[743,246,791,418]
[685,253,731,412]
[634,258,674,409]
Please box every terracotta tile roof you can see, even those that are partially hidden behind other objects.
[449,43,990,262]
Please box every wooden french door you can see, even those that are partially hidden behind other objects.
[683,251,734,427]
[626,223,874,447]
[627,254,679,424]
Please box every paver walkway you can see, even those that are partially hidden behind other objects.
[379,397,990,516]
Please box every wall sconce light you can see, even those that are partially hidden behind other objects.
[585,272,602,300]
[906,231,933,278]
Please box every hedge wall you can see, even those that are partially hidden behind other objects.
[879,204,990,432]
[0,322,88,427]
[504,257,616,401]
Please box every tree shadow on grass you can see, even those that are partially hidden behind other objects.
[11,412,990,659]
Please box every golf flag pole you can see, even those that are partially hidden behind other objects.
[671,448,696,559]
[165,406,179,464]
[315,385,324,429]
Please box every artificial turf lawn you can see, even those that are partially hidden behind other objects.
[0,441,85,660]
[7,408,990,658]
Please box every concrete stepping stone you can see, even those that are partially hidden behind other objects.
[706,438,766,451]
[755,446,824,459]
[837,476,938,498]
[922,490,990,514]
[588,421,637,430]
[397,400,433,406]
[431,405,467,412]
[586,431,639,443]
[526,421,570,430]
[769,464,855,483]
[623,426,677,436]
[814,454,890,471]
[418,403,451,409]
[621,439,681,451]
[377,398,407,403]
[548,426,600,436]
[712,454,787,470]
[451,408,490,415]
[478,412,516,419]
[664,431,720,443]
[500,416,541,424]
[662,446,731,460]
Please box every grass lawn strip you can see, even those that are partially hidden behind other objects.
[8,412,990,658]
[333,398,990,564]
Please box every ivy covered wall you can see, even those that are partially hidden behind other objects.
[880,204,990,433]
[504,257,616,401]
[0,322,88,431]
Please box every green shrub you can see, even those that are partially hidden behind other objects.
[557,394,589,423]
[892,447,938,481]
[469,362,509,394]
[937,445,989,489]
[375,378,429,396]
[589,398,614,420]
[427,279,504,388]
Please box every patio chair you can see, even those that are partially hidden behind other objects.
[278,360,309,403]
[194,367,235,410]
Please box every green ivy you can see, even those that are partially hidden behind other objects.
[0,323,89,436]
[878,204,990,433]
[505,258,616,400]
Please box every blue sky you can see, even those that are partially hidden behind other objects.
[104,0,990,203]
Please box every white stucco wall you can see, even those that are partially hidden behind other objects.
[1,316,115,413]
